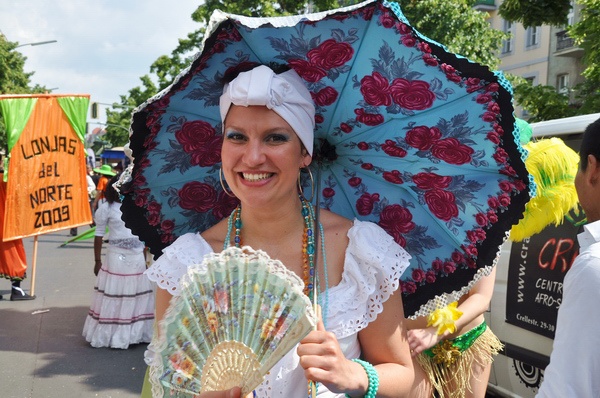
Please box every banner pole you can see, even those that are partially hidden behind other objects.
[30,235,39,296]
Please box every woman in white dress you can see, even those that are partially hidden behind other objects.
[144,65,416,397]
[83,173,155,349]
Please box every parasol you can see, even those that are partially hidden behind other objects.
[121,0,531,318]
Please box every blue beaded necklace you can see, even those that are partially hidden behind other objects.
[224,197,329,398]
[224,199,321,300]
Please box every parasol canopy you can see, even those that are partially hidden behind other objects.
[121,0,532,318]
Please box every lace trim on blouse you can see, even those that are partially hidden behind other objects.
[324,220,410,338]
[146,220,410,338]
[144,232,211,295]
[145,220,410,397]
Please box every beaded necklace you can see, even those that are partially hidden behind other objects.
[224,198,328,398]
[224,198,317,300]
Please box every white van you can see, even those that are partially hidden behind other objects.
[486,113,600,397]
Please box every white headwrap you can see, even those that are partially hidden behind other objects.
[220,65,315,156]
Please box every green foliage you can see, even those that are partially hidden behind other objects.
[570,0,600,83]
[399,0,505,69]
[108,0,504,143]
[513,81,577,122]
[511,0,600,120]
[104,75,159,147]
[499,0,571,28]
[514,79,600,122]
[0,36,50,153]
[0,39,33,94]
[572,81,600,115]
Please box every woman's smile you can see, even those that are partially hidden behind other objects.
[241,172,274,182]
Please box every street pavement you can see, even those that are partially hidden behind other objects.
[0,228,147,398]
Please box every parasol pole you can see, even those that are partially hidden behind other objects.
[30,235,39,296]
[312,166,322,312]
[308,165,322,398]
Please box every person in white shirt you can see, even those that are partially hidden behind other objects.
[536,117,600,397]
[83,173,155,349]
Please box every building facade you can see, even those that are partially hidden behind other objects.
[474,0,585,118]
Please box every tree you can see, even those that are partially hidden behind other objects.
[0,35,49,153]
[571,0,600,85]
[513,81,577,122]
[499,0,571,28]
[399,0,506,69]
[107,0,505,144]
[102,76,159,149]
[503,0,600,121]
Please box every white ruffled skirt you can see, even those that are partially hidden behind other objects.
[83,245,155,349]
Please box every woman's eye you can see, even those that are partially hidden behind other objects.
[267,134,290,143]
[225,131,245,141]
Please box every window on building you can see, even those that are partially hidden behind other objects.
[502,20,514,54]
[567,1,575,26]
[557,74,570,95]
[526,26,540,48]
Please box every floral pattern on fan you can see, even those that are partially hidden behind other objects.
[149,246,317,397]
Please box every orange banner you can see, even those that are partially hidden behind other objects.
[2,96,92,240]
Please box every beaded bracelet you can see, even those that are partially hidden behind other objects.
[345,358,379,398]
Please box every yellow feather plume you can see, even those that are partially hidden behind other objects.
[427,302,463,335]
[510,137,579,242]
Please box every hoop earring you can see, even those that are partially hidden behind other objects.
[219,167,236,198]
[298,167,315,202]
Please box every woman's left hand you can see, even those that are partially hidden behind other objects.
[297,315,363,395]
[94,261,102,276]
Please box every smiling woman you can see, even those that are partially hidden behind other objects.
[122,1,535,395]
[143,64,416,398]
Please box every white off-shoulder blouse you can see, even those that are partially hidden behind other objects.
[145,220,410,398]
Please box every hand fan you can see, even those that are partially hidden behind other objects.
[149,246,317,397]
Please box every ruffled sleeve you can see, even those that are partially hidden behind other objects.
[324,220,411,338]
[93,203,108,237]
[144,232,213,296]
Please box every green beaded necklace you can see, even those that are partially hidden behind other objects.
[223,197,329,398]
[224,197,319,301]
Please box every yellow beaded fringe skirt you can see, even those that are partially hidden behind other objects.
[415,322,502,398]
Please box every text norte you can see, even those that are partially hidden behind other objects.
[20,136,78,159]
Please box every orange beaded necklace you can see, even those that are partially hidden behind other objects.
[224,198,316,300]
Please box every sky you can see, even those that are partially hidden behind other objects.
[0,1,202,124]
